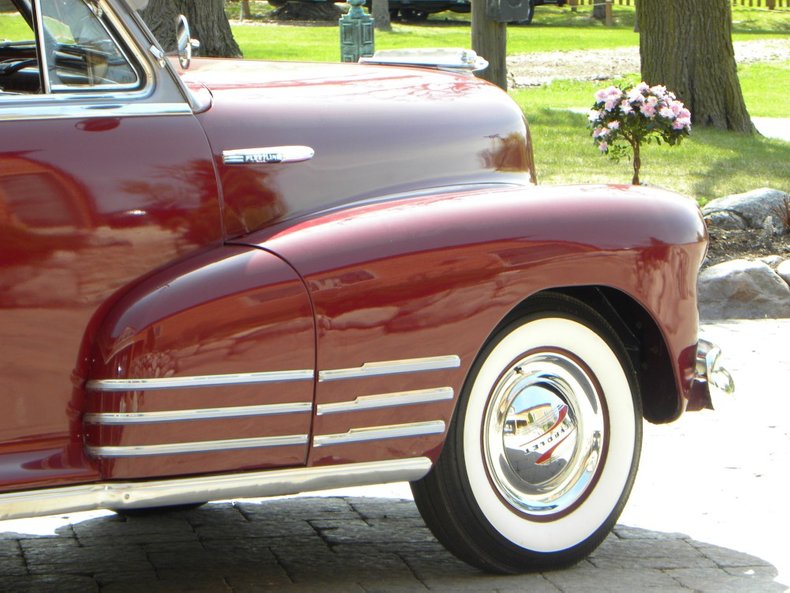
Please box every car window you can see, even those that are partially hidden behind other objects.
[1,0,140,95]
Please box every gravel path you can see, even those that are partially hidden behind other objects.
[508,38,790,87]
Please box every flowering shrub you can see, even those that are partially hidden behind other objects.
[588,82,691,185]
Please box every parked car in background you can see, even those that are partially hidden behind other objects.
[367,0,568,22]
[265,0,567,22]
[1,0,728,574]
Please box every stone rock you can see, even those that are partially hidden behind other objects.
[703,188,790,231]
[698,259,790,320]
[778,259,790,285]
[704,210,747,230]
[760,255,784,267]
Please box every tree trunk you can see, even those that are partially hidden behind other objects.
[592,0,606,20]
[139,0,242,58]
[372,0,392,31]
[638,0,754,133]
[240,0,251,20]
[472,0,507,90]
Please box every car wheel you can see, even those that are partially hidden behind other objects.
[411,293,642,573]
[513,1,535,24]
[400,7,429,21]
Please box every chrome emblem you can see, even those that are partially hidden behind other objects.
[222,145,315,165]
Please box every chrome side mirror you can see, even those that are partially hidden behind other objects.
[175,14,196,69]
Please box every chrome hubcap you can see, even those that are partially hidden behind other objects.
[483,352,605,517]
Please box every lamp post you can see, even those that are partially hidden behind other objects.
[340,0,374,62]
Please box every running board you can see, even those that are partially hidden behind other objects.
[0,457,432,521]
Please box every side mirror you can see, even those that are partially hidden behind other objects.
[175,14,197,69]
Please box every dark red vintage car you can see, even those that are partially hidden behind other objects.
[1,0,728,574]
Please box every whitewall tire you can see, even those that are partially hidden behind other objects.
[411,293,642,573]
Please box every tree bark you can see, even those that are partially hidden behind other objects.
[372,0,392,31]
[140,0,242,58]
[592,0,606,21]
[240,0,251,20]
[472,0,507,90]
[638,0,754,133]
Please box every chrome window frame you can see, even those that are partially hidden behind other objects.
[2,0,158,108]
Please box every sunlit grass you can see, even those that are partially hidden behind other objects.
[524,108,790,202]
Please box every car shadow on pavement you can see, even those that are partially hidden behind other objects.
[0,496,785,593]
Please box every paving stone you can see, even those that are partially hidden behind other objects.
[544,567,687,592]
[667,567,787,593]
[0,574,99,593]
[101,578,231,593]
[691,542,774,568]
[612,525,690,540]
[0,554,28,576]
[589,537,716,569]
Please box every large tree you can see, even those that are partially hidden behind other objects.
[472,0,507,90]
[139,0,242,58]
[638,0,754,133]
[372,0,392,31]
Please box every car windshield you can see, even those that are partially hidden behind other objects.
[0,0,140,94]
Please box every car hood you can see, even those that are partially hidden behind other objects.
[181,59,534,239]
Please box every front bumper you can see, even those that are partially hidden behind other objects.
[687,339,735,411]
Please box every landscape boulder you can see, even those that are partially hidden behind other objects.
[702,187,790,231]
[698,259,790,320]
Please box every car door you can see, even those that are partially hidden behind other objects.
[0,0,313,487]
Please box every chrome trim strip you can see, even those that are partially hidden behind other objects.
[222,146,315,166]
[86,434,309,457]
[0,102,193,122]
[84,402,313,425]
[316,387,454,416]
[86,369,314,392]
[31,0,51,93]
[0,458,433,521]
[313,420,446,448]
[319,355,461,382]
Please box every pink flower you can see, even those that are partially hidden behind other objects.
[640,103,656,117]
[619,100,634,115]
[608,120,620,131]
[593,127,609,139]
[659,106,675,119]
[650,84,667,98]
[628,88,645,103]
[598,141,608,152]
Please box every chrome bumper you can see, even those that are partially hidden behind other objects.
[688,339,735,411]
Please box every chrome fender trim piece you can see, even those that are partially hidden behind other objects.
[0,457,433,521]
[86,434,309,457]
[86,369,314,392]
[319,355,461,382]
[84,402,312,425]
[316,387,454,416]
[313,420,446,448]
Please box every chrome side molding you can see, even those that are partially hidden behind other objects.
[316,387,454,416]
[319,355,461,382]
[85,402,312,425]
[86,369,314,392]
[313,420,445,447]
[86,434,309,457]
[0,457,433,521]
